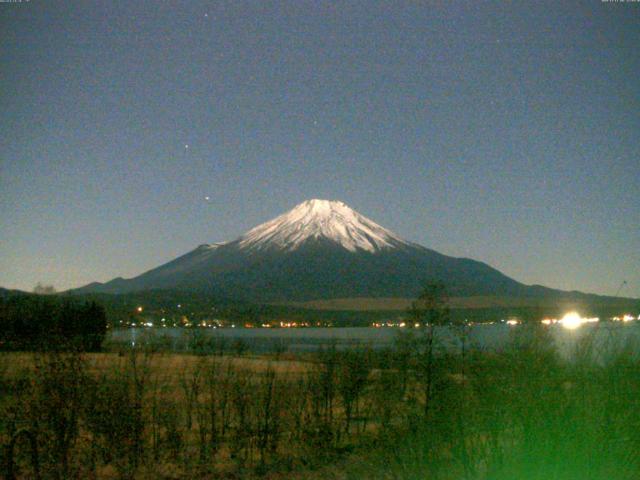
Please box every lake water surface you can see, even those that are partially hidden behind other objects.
[108,322,640,358]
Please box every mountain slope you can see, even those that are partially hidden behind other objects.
[72,199,621,303]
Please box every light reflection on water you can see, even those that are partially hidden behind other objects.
[108,322,640,358]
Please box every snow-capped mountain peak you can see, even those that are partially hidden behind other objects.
[238,199,408,252]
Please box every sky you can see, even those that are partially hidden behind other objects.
[1,0,639,298]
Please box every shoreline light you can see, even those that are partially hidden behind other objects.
[611,314,636,322]
[558,312,599,330]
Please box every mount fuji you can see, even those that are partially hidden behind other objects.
[73,200,600,303]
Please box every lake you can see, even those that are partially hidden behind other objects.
[107,321,640,358]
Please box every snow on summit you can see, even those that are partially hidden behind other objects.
[238,199,408,252]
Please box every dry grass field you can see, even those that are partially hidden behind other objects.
[1,352,313,378]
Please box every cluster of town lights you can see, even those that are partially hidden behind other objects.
[130,304,637,330]
[558,312,598,330]
[540,312,599,329]
[540,312,639,329]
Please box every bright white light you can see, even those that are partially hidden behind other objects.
[622,314,634,322]
[560,312,583,329]
[559,312,599,330]
[506,319,519,326]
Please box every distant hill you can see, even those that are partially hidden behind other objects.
[0,287,31,298]
[280,295,639,312]
[61,289,637,328]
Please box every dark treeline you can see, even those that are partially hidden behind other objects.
[70,288,639,328]
[0,295,107,351]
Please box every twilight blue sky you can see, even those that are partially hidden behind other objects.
[1,1,639,297]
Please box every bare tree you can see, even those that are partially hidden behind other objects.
[409,282,450,419]
[337,350,370,435]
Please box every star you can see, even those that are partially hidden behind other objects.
[184,144,189,150]
[204,196,210,201]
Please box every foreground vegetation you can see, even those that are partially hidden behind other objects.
[1,321,639,479]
